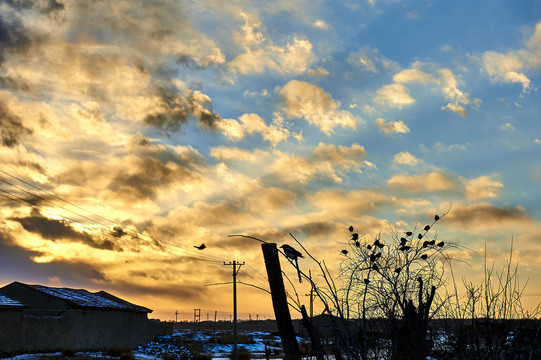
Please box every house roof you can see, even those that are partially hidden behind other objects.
[0,293,26,309]
[12,283,151,313]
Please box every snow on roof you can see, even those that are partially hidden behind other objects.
[0,293,25,308]
[27,284,151,313]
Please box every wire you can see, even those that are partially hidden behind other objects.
[0,170,229,263]
[0,184,227,265]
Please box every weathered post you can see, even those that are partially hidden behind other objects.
[261,243,301,360]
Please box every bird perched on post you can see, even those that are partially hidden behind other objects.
[194,244,206,250]
[280,244,304,283]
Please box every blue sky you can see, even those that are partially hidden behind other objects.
[1,0,541,320]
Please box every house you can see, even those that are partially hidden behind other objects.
[0,294,26,353]
[0,282,163,354]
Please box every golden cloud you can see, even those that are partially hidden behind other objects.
[278,80,358,135]
[388,172,456,193]
[373,83,415,109]
[375,118,410,135]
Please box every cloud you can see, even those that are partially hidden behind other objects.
[437,68,475,117]
[446,203,529,230]
[482,51,530,91]
[480,21,541,92]
[0,99,33,147]
[10,209,120,251]
[373,83,415,109]
[268,143,368,184]
[278,80,359,135]
[388,172,456,193]
[307,67,329,77]
[217,113,290,146]
[313,19,329,29]
[375,118,410,135]
[143,87,222,133]
[228,13,315,75]
[465,175,503,201]
[393,68,435,84]
[393,152,419,166]
[347,47,399,73]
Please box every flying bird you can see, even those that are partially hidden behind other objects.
[194,244,206,250]
[280,244,304,283]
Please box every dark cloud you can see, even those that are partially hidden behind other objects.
[107,156,201,202]
[144,86,222,133]
[0,100,33,147]
[447,204,528,226]
[41,0,64,15]
[0,232,106,284]
[0,7,31,64]
[10,208,121,251]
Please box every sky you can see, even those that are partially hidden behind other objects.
[1,0,541,321]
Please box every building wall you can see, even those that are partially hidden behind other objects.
[0,309,23,354]
[18,310,160,352]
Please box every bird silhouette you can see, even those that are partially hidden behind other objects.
[421,254,428,260]
[422,240,429,248]
[394,268,401,274]
[424,225,430,231]
[400,237,407,246]
[280,244,304,283]
[435,215,440,221]
[355,241,361,247]
[428,239,436,246]
[363,278,370,284]
[349,225,354,232]
[351,233,359,241]
[194,244,206,250]
[367,245,372,250]
[437,241,445,247]
[406,231,413,236]
[341,249,349,255]
[418,233,424,239]
[399,245,411,251]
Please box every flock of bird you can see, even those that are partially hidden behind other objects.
[193,214,444,286]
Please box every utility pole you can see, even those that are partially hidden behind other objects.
[224,260,244,360]
[175,310,178,322]
[261,243,301,360]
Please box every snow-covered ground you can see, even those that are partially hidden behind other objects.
[1,330,303,360]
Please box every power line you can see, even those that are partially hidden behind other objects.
[0,170,228,263]
[0,184,227,265]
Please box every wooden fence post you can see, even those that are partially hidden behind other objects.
[261,243,301,360]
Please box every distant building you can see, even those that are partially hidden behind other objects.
[0,282,163,354]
